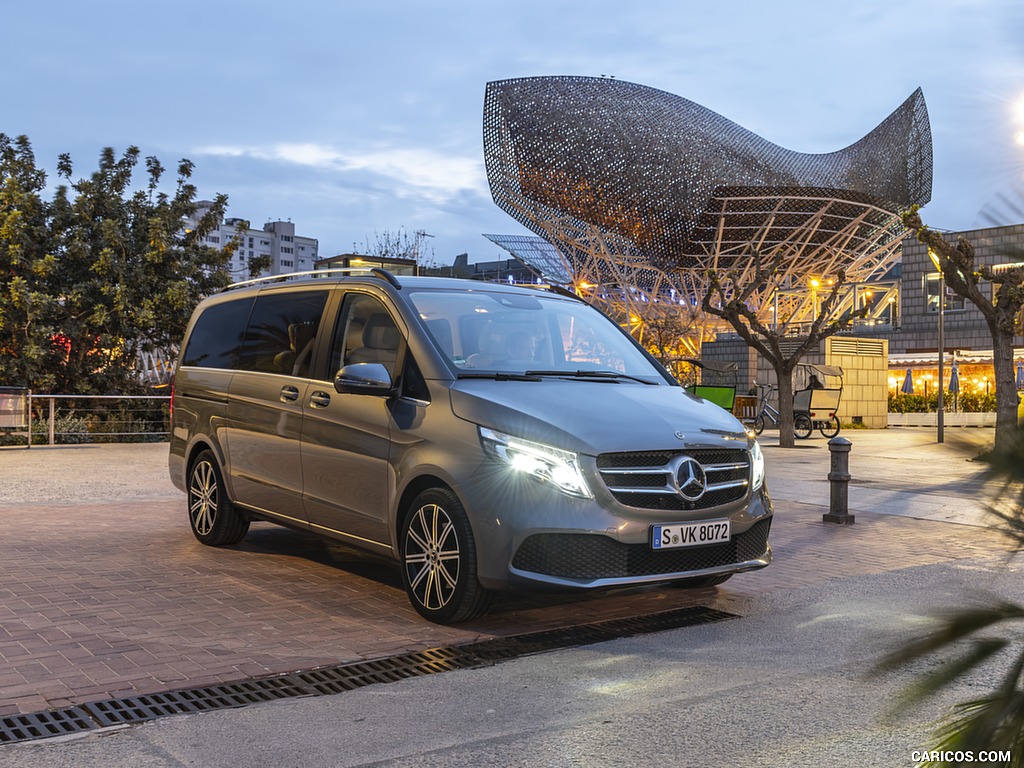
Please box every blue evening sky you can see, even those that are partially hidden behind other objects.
[5,0,1024,263]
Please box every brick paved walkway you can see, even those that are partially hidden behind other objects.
[0,489,1011,716]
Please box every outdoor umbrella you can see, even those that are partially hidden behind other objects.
[1017,360,1024,390]
[948,363,960,394]
[901,368,914,394]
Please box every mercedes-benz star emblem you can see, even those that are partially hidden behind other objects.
[673,456,707,501]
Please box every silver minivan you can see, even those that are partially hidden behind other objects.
[169,270,772,624]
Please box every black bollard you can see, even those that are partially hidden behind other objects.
[822,436,854,524]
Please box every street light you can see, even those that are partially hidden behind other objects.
[928,249,945,444]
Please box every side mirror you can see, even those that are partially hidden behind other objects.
[334,363,394,395]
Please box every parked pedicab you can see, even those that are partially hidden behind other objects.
[684,359,738,412]
[792,363,843,439]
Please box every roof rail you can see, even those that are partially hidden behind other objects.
[219,267,399,293]
[540,283,584,301]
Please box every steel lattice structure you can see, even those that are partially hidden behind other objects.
[483,76,933,331]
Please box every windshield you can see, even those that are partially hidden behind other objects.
[408,288,668,383]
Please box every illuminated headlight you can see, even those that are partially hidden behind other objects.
[479,427,592,499]
[750,439,766,491]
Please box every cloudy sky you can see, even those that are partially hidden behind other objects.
[5,1,1024,263]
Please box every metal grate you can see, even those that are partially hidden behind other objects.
[83,678,311,727]
[1,606,738,746]
[0,708,94,744]
[462,606,737,661]
[291,648,482,695]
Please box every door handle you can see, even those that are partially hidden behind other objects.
[309,391,331,408]
[280,386,300,402]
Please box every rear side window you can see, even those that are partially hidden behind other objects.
[181,298,254,369]
[237,290,328,377]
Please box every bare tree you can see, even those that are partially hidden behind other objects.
[903,206,1024,452]
[702,251,850,448]
[362,226,435,266]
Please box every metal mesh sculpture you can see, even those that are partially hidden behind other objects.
[483,75,933,330]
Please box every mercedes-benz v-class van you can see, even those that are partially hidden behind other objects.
[169,270,772,624]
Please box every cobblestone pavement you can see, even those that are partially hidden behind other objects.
[0,430,1013,717]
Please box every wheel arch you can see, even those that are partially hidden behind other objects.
[184,438,237,503]
[396,473,461,535]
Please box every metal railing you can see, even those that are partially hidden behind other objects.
[18,394,172,446]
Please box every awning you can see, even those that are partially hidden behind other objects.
[888,351,994,367]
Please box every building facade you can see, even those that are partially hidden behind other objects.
[190,201,318,280]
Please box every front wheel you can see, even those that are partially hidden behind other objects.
[793,414,813,439]
[187,450,249,546]
[753,414,766,435]
[400,487,492,624]
[819,416,841,439]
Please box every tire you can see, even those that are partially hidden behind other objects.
[400,487,492,624]
[753,415,766,435]
[670,573,733,589]
[819,416,841,439]
[793,414,813,439]
[187,450,250,546]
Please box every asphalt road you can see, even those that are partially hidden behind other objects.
[7,557,1022,768]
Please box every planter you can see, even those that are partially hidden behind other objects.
[887,411,996,427]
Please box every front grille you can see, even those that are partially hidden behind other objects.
[597,448,750,511]
[512,517,772,580]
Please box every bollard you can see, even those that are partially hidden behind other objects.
[822,436,854,524]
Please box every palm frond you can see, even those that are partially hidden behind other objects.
[919,687,1024,767]
[877,600,1024,672]
[881,639,1007,720]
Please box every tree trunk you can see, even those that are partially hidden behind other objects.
[992,329,1019,453]
[775,365,796,449]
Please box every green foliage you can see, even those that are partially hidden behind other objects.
[0,135,62,390]
[0,134,232,394]
[247,253,272,278]
[888,391,998,413]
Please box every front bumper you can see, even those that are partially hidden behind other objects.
[510,516,772,588]
[460,458,773,590]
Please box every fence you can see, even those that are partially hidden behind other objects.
[0,394,171,447]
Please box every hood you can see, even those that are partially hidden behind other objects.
[449,379,748,455]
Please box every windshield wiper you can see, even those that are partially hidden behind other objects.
[457,371,542,382]
[524,370,659,385]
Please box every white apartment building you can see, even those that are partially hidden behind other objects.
[190,201,319,280]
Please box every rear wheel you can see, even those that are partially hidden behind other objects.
[187,450,249,546]
[753,415,766,435]
[400,487,492,624]
[793,414,813,439]
[819,416,841,438]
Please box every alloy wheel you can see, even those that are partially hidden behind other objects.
[404,502,461,612]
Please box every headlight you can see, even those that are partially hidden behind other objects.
[750,438,766,491]
[479,427,593,499]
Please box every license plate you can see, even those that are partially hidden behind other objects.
[651,520,731,550]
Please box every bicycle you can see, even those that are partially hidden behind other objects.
[751,383,780,435]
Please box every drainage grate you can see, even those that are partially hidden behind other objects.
[83,677,312,727]
[291,647,482,695]
[462,606,737,661]
[0,708,94,744]
[1,605,737,746]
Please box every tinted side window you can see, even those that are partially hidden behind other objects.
[238,291,328,377]
[181,297,254,369]
[328,293,402,378]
